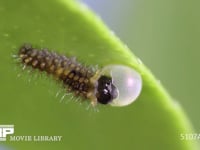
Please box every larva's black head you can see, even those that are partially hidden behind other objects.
[96,75,118,104]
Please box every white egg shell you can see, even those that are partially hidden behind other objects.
[101,65,142,106]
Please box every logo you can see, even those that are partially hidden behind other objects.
[0,124,62,142]
[0,125,14,141]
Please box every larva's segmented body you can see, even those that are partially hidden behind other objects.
[18,44,118,106]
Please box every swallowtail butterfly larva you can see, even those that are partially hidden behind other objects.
[18,44,142,107]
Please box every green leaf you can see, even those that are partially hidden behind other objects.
[0,0,198,150]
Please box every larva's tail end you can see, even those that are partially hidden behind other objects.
[18,44,32,56]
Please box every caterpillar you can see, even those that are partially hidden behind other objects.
[17,44,142,107]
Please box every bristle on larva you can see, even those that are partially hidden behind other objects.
[18,44,95,101]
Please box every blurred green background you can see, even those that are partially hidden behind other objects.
[82,0,200,132]
[0,0,199,149]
